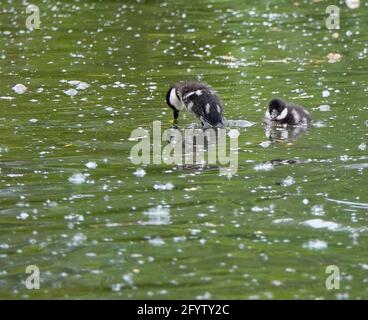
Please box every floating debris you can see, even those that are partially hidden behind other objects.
[272,218,294,224]
[259,141,271,148]
[302,219,340,231]
[68,173,87,185]
[133,168,146,177]
[122,273,134,286]
[327,53,342,63]
[253,162,273,171]
[302,240,328,250]
[76,82,90,90]
[345,0,360,9]
[148,237,166,246]
[263,58,291,64]
[144,205,171,225]
[153,182,174,191]
[17,212,29,220]
[64,88,78,97]
[319,105,330,112]
[196,292,212,300]
[281,176,295,187]
[311,205,325,216]
[322,90,330,98]
[12,84,27,94]
[85,161,97,169]
[225,119,255,127]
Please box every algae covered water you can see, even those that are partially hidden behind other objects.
[0,0,367,299]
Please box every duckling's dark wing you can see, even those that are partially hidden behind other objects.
[182,89,223,126]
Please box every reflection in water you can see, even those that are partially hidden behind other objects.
[264,124,310,141]
[165,126,237,175]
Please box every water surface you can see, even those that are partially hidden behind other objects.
[0,0,367,299]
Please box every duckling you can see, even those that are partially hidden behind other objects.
[264,98,312,125]
[166,81,224,128]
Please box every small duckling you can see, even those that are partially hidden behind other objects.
[166,81,224,128]
[264,98,312,125]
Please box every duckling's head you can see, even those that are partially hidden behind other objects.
[267,98,288,120]
[166,86,184,120]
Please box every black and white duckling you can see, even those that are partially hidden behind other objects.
[166,81,224,128]
[264,98,312,125]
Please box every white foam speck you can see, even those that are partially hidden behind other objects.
[272,218,294,224]
[64,88,78,97]
[281,176,295,187]
[253,163,273,171]
[76,82,90,90]
[122,273,134,286]
[71,233,87,246]
[148,237,166,246]
[68,173,87,184]
[111,284,123,292]
[0,96,15,100]
[133,168,146,177]
[18,212,29,220]
[196,292,212,300]
[358,143,366,151]
[67,80,80,86]
[226,119,255,127]
[302,219,340,231]
[144,205,171,225]
[271,280,282,286]
[12,84,27,94]
[319,105,330,111]
[153,182,174,191]
[314,121,326,128]
[311,205,325,216]
[85,161,97,169]
[303,239,328,250]
[29,118,38,123]
[259,141,271,148]
[322,90,330,98]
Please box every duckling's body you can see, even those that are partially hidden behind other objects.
[166,81,224,128]
[264,98,312,126]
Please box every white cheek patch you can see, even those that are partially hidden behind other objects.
[169,88,184,110]
[265,110,272,120]
[276,108,288,120]
[216,104,221,113]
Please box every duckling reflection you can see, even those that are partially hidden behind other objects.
[264,124,309,141]
[166,126,218,168]
[165,125,235,174]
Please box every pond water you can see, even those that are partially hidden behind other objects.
[0,0,367,299]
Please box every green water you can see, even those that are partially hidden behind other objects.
[0,0,367,299]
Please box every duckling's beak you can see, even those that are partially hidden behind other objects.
[271,109,279,119]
